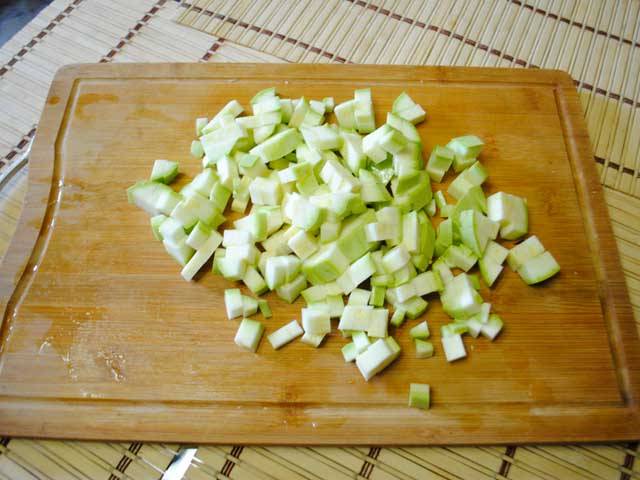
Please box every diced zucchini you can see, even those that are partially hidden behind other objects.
[355,337,399,381]
[415,339,434,359]
[352,331,371,354]
[408,383,430,409]
[268,320,304,350]
[394,296,428,319]
[127,181,180,216]
[234,318,264,352]
[225,288,244,320]
[478,255,503,287]
[447,135,484,172]
[163,238,195,266]
[507,235,545,270]
[186,221,212,249]
[390,308,406,327]
[440,273,482,319]
[441,333,466,362]
[484,241,509,264]
[386,112,420,144]
[409,321,430,339]
[367,309,389,338]
[301,307,331,335]
[150,214,167,240]
[250,128,302,162]
[338,305,373,331]
[487,192,528,240]
[258,299,272,318]
[481,314,504,340]
[300,332,325,347]
[342,342,357,362]
[243,266,268,295]
[517,251,560,285]
[354,88,375,133]
[370,286,386,307]
[242,295,258,317]
[443,244,478,272]
[181,231,222,281]
[150,159,179,184]
[348,288,371,306]
[276,273,307,303]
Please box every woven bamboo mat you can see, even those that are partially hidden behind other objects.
[0,0,638,478]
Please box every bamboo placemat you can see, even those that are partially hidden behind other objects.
[0,0,638,478]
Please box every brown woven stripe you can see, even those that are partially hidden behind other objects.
[595,156,637,176]
[358,447,381,478]
[100,0,168,62]
[498,445,517,477]
[201,37,225,61]
[577,81,640,109]
[220,446,243,477]
[182,0,640,112]
[346,0,640,109]
[108,442,143,480]
[181,3,349,63]
[620,442,638,480]
[0,0,84,77]
[3,127,37,163]
[512,0,640,49]
[2,0,169,167]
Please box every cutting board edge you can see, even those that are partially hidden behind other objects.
[0,398,639,445]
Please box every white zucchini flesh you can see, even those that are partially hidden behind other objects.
[163,238,194,266]
[484,241,509,264]
[487,192,528,240]
[268,320,304,349]
[150,159,179,184]
[301,307,331,335]
[414,339,434,359]
[181,231,222,281]
[300,332,325,347]
[243,266,268,295]
[409,321,430,339]
[223,229,254,246]
[242,295,258,317]
[441,333,466,362]
[235,318,264,352]
[225,289,244,320]
[338,305,373,331]
[441,273,482,319]
[478,256,503,287]
[186,222,212,249]
[288,230,318,260]
[517,251,560,285]
[366,309,389,338]
[348,289,371,306]
[480,314,504,340]
[507,235,544,270]
[342,342,357,362]
[352,331,371,354]
[355,337,400,381]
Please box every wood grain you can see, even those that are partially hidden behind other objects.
[0,63,637,445]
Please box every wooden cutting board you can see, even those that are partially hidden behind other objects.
[0,64,638,445]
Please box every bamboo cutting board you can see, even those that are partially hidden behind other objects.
[0,64,638,445]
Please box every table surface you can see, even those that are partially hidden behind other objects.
[0,0,638,478]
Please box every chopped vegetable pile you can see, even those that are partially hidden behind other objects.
[128,87,561,410]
